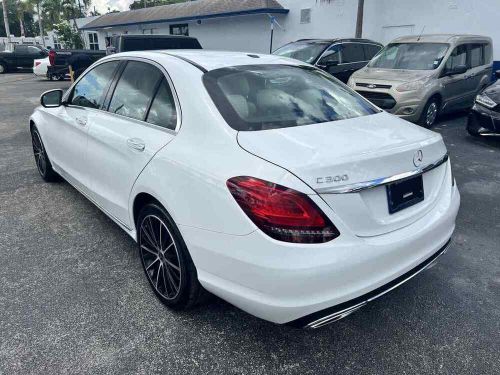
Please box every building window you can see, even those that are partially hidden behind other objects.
[170,24,189,36]
[88,32,99,50]
[300,8,311,24]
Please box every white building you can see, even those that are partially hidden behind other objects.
[80,0,500,69]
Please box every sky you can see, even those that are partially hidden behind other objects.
[92,0,135,13]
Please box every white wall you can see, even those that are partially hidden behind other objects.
[87,0,500,62]
[363,0,500,61]
[273,0,359,48]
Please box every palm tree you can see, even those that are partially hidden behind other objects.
[26,0,43,44]
[2,0,11,41]
[16,0,34,37]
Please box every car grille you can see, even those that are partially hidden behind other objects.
[356,82,392,89]
[357,91,397,109]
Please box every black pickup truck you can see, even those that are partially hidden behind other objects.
[47,49,106,80]
[0,44,48,74]
[45,35,202,80]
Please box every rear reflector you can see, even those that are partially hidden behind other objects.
[227,176,339,243]
[48,50,55,66]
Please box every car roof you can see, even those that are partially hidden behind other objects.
[293,38,382,45]
[391,34,492,44]
[111,50,305,71]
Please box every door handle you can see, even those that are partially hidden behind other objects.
[127,138,145,152]
[75,117,87,127]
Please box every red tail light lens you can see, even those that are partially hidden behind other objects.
[35,61,41,67]
[48,50,55,66]
[227,176,339,243]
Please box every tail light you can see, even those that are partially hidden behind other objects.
[227,176,339,244]
[35,61,41,67]
[48,50,56,66]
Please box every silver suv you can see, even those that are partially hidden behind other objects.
[348,34,493,127]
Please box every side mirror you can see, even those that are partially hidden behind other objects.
[41,89,64,108]
[446,64,467,76]
[317,60,339,69]
[495,70,500,79]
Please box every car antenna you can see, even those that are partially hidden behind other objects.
[417,26,426,41]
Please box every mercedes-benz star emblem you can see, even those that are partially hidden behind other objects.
[413,150,424,167]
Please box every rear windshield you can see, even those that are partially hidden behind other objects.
[203,65,379,131]
[273,41,330,64]
[122,37,202,51]
[369,43,449,70]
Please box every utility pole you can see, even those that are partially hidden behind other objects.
[2,0,11,43]
[355,0,364,38]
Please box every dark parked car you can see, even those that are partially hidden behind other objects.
[467,70,500,136]
[0,44,47,73]
[272,38,383,83]
[106,34,203,54]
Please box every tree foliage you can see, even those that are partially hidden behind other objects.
[129,0,187,11]
[53,20,82,48]
[1,0,36,37]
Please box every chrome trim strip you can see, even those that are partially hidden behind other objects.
[306,239,452,329]
[316,153,449,194]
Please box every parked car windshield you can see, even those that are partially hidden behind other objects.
[273,41,331,64]
[368,43,449,70]
[203,64,379,131]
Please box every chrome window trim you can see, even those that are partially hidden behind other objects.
[316,153,449,194]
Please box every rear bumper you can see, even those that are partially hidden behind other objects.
[180,181,460,325]
[288,238,452,328]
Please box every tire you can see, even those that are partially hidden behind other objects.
[418,97,440,128]
[31,126,59,182]
[137,203,207,310]
[0,62,7,74]
[466,117,482,137]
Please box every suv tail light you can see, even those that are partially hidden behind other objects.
[35,61,41,67]
[227,176,339,244]
[48,50,56,66]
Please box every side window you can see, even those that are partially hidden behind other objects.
[318,44,341,66]
[341,43,365,63]
[363,44,382,60]
[484,43,492,64]
[109,61,163,121]
[71,61,119,109]
[445,45,467,71]
[469,44,484,68]
[16,45,28,53]
[146,78,177,130]
[28,46,41,54]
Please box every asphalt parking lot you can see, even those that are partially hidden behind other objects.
[0,72,499,375]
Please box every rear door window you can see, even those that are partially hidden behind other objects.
[146,78,178,130]
[341,43,365,63]
[108,61,163,121]
[469,44,484,68]
[317,44,341,66]
[70,61,119,109]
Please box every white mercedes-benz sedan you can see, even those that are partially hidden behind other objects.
[30,51,460,328]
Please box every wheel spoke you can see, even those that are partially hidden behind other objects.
[141,244,158,257]
[161,263,170,296]
[148,217,160,249]
[164,258,180,272]
[165,266,179,293]
[162,242,174,254]
[155,263,162,289]
[146,257,159,271]
[141,226,157,250]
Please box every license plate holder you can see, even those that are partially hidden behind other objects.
[386,175,424,214]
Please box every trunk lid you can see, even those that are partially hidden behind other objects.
[237,112,448,237]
